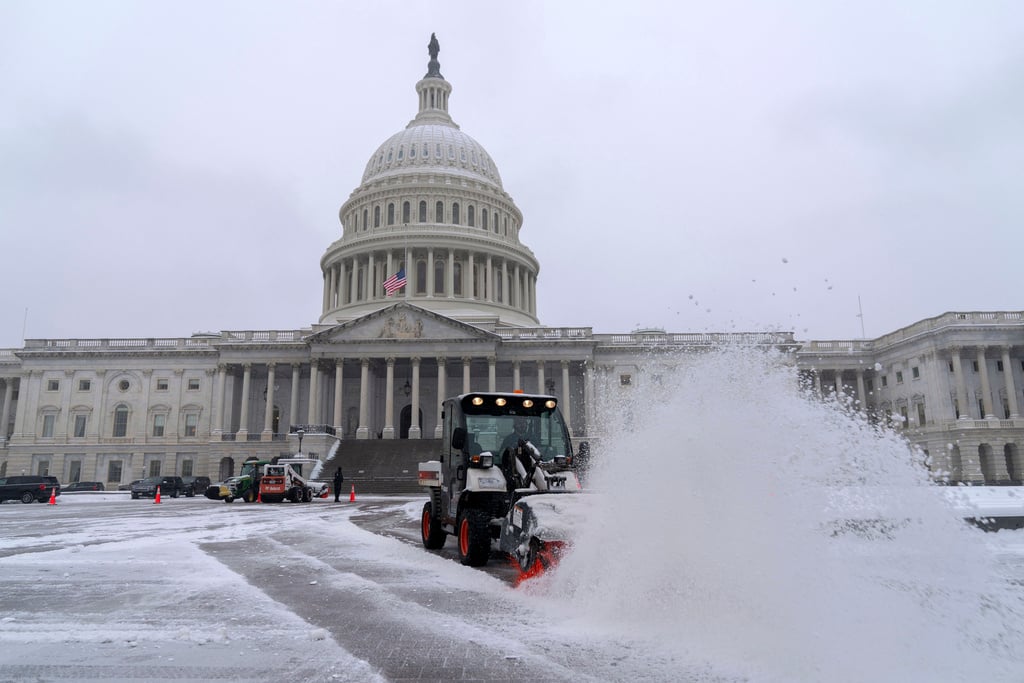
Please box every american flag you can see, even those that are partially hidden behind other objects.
[383,268,406,296]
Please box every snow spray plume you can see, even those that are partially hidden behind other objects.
[537,345,1023,682]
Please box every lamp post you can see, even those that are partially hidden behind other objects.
[297,429,304,455]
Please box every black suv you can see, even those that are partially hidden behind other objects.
[0,476,62,504]
[130,476,184,499]
[180,476,211,498]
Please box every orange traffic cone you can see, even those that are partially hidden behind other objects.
[349,484,356,502]
[256,485,262,503]
[154,486,162,504]
[48,487,56,505]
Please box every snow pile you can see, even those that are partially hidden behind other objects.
[540,345,1024,682]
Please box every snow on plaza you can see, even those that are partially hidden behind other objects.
[3,352,1024,682]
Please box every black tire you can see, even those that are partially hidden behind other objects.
[224,496,235,503]
[457,508,491,566]
[302,488,312,503]
[421,501,446,549]
[20,491,34,504]
[186,489,195,498]
[242,489,255,503]
[518,537,541,573]
[171,489,179,498]
[131,493,139,500]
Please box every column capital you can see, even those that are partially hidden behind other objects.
[310,359,320,369]
[266,361,277,371]
[173,368,184,376]
[292,362,302,370]
[436,356,447,367]
[462,356,472,365]
[242,362,252,371]
[386,356,396,367]
[411,356,421,366]
[512,359,521,369]
[561,359,570,369]
[205,368,216,377]
[488,356,496,365]
[361,357,370,367]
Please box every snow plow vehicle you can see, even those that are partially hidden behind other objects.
[205,457,268,503]
[419,391,588,577]
[258,457,329,503]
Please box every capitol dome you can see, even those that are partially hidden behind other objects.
[360,124,504,190]
[318,34,540,329]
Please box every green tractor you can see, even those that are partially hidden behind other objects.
[204,457,269,503]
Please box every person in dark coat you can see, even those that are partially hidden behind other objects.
[333,467,345,502]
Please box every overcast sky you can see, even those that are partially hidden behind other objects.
[2,1,1022,348]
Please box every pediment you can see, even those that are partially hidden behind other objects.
[308,303,498,344]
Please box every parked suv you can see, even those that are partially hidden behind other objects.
[130,476,184,499]
[0,476,62,504]
[180,476,211,498]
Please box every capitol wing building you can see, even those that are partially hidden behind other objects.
[1,38,1022,488]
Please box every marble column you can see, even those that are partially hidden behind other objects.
[383,357,396,439]
[357,358,370,439]
[488,356,496,392]
[409,357,421,439]
[262,362,276,439]
[307,360,320,425]
[978,347,994,418]
[237,363,252,438]
[537,361,546,395]
[333,360,345,436]
[561,360,572,434]
[462,357,472,394]
[951,348,969,419]
[512,360,521,392]
[289,363,301,429]
[435,357,446,439]
[1002,347,1019,418]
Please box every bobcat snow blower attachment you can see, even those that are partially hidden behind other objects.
[418,391,590,583]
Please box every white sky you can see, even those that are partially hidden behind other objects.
[1,1,1022,349]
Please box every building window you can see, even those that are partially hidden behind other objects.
[899,405,908,428]
[997,360,1004,372]
[948,361,955,373]
[865,379,874,393]
[156,379,169,391]
[74,415,87,437]
[387,203,395,225]
[78,379,91,391]
[454,262,462,296]
[1004,399,1011,419]
[185,414,198,437]
[113,407,129,437]
[409,145,416,159]
[911,367,920,379]
[149,460,162,477]
[362,209,368,231]
[418,201,427,223]
[895,371,903,384]
[416,260,427,294]
[916,403,926,426]
[187,379,200,391]
[69,460,81,483]
[447,144,454,160]
[620,374,632,386]
[881,376,888,388]
[181,459,194,477]
[374,206,381,227]
[481,209,488,230]
[452,202,460,224]
[973,361,979,372]
[435,201,444,223]
[118,379,130,391]
[467,205,475,227]
[107,460,122,483]
[978,399,985,418]
[954,399,960,419]
[42,414,55,438]
[434,260,445,294]
[397,145,404,160]
[37,461,50,476]
[402,201,411,224]
[153,414,165,437]
[47,379,59,391]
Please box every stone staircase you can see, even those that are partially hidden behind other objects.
[316,439,441,495]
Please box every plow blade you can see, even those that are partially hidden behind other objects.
[499,492,594,583]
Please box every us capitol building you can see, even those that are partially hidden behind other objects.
[1,37,1022,488]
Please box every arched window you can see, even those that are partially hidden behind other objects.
[467,205,475,227]
[387,203,395,225]
[416,260,427,294]
[454,262,462,296]
[362,209,368,231]
[435,201,444,223]
[434,260,445,294]
[373,206,381,228]
[481,209,488,230]
[397,146,404,160]
[452,203,460,225]
[113,406,129,437]
[447,145,455,160]
[418,201,426,223]
[402,201,411,224]
[409,145,416,159]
